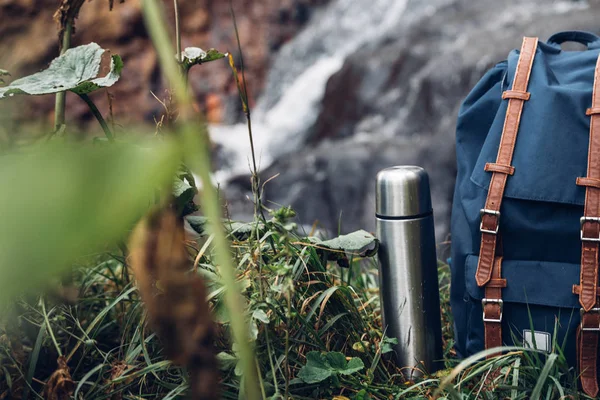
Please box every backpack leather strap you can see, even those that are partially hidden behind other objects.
[483,257,505,357]
[575,53,600,398]
[476,37,538,287]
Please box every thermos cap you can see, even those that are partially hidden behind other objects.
[376,166,432,218]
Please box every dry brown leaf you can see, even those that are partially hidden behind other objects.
[53,0,86,45]
[43,356,74,400]
[130,208,219,400]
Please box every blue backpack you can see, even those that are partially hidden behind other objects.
[451,31,600,396]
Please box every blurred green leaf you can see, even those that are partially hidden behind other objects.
[0,139,179,302]
[185,215,265,240]
[0,69,9,86]
[217,352,237,371]
[172,175,197,217]
[0,43,122,98]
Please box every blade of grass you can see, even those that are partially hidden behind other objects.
[511,357,521,399]
[40,298,62,357]
[66,286,136,361]
[73,363,104,399]
[21,324,46,400]
[530,353,557,400]
[140,1,261,399]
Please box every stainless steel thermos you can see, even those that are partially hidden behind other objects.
[375,166,443,376]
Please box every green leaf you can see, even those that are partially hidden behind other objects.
[341,357,364,375]
[216,352,237,371]
[0,43,122,99]
[181,47,227,70]
[0,139,179,303]
[324,352,347,370]
[252,309,270,324]
[298,351,364,384]
[308,230,379,267]
[353,389,369,400]
[229,221,265,240]
[186,215,209,235]
[381,337,398,354]
[297,352,333,384]
[185,215,265,240]
[0,69,9,86]
[173,175,197,216]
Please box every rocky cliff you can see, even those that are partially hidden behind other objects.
[0,0,328,128]
[222,0,600,240]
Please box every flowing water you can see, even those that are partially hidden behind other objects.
[209,0,432,183]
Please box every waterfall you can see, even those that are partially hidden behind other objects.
[209,0,414,183]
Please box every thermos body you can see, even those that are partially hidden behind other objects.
[376,166,443,376]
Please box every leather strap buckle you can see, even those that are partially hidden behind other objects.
[480,209,500,235]
[581,308,600,331]
[580,217,600,242]
[482,298,503,323]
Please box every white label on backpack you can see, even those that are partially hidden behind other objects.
[523,330,551,353]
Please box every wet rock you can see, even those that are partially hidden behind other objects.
[0,0,330,132]
[226,0,600,240]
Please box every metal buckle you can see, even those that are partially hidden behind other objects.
[580,217,600,242]
[580,308,600,331]
[482,298,503,323]
[480,209,500,235]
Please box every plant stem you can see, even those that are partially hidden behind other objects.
[77,93,115,141]
[54,20,73,132]
[173,0,182,64]
[141,1,262,399]
[284,289,291,400]
[229,2,277,255]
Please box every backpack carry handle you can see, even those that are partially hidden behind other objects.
[547,31,600,50]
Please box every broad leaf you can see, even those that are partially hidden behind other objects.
[186,215,209,235]
[381,337,398,354]
[172,176,197,217]
[0,139,179,303]
[325,352,348,370]
[298,351,364,384]
[297,352,333,384]
[341,357,364,375]
[252,309,270,324]
[185,215,265,240]
[216,352,237,371]
[309,230,379,267]
[0,43,122,99]
[181,47,227,70]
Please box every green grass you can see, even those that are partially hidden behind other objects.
[0,208,593,399]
